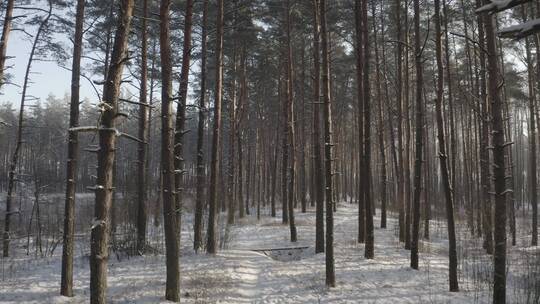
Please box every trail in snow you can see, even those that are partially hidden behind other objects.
[0,202,523,303]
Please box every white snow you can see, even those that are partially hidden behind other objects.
[0,202,536,303]
[475,0,528,14]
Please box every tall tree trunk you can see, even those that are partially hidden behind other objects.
[372,2,387,229]
[359,0,374,259]
[355,0,366,244]
[479,3,507,303]
[434,0,459,291]
[395,0,406,243]
[300,39,307,214]
[136,0,149,256]
[90,1,134,302]
[320,0,335,287]
[443,0,457,197]
[0,0,14,89]
[281,68,289,224]
[61,0,85,296]
[206,0,224,255]
[285,0,297,242]
[194,0,209,253]
[410,0,423,270]
[227,25,238,224]
[404,3,412,251]
[475,0,493,254]
[174,0,194,231]
[160,0,180,301]
[312,0,325,254]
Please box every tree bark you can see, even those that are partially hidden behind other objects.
[320,0,335,287]
[206,0,224,255]
[61,0,85,296]
[475,0,493,254]
[434,0,459,291]
[160,0,180,300]
[311,0,325,254]
[394,0,406,243]
[285,0,297,242]
[360,0,374,259]
[174,0,194,231]
[0,0,14,89]
[194,0,209,253]
[90,1,134,303]
[410,0,423,270]
[480,3,507,303]
[355,0,365,244]
[136,0,149,256]
[372,2,387,229]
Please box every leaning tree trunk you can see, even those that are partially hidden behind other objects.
[160,0,180,301]
[136,0,149,256]
[61,0,85,296]
[3,0,52,259]
[194,0,209,253]
[89,1,134,303]
[434,0,459,291]
[174,0,194,230]
[320,0,335,288]
[206,0,224,255]
[410,0,424,270]
[479,4,507,303]
[0,0,14,89]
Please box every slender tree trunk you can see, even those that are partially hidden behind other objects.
[355,0,365,244]
[281,67,289,224]
[443,0,457,197]
[271,127,279,217]
[434,0,459,291]
[410,0,423,270]
[90,1,134,303]
[194,0,209,253]
[227,30,238,224]
[285,0,297,242]
[359,0,374,259]
[206,0,224,255]
[160,0,180,300]
[312,0,325,254]
[395,0,405,243]
[320,0,335,287]
[136,0,149,256]
[174,0,194,231]
[479,3,507,303]
[300,40,308,214]
[372,2,387,229]
[61,0,85,296]
[475,0,493,254]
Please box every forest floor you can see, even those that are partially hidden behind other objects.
[0,201,537,303]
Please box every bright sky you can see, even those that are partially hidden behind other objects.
[0,26,97,108]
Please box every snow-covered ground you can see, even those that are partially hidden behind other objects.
[0,202,536,303]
